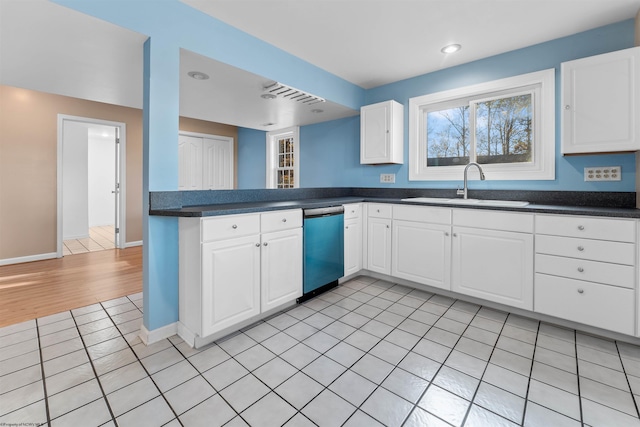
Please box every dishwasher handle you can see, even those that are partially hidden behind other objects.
[303,206,344,218]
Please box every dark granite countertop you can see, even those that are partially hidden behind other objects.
[150,195,640,219]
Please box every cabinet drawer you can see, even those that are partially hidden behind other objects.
[535,273,634,335]
[535,215,635,242]
[535,235,635,265]
[261,209,302,233]
[202,214,260,242]
[535,253,634,289]
[368,203,392,219]
[344,204,362,220]
[393,205,451,225]
[453,209,533,233]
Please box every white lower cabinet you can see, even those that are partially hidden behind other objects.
[201,235,261,337]
[367,204,392,275]
[534,214,636,335]
[451,226,534,310]
[344,204,363,277]
[450,209,534,310]
[179,209,302,344]
[261,227,302,312]
[392,205,451,290]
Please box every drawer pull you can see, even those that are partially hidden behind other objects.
[578,225,585,231]
[578,288,584,294]
[282,218,287,222]
[578,267,584,273]
[232,224,238,229]
[577,246,584,251]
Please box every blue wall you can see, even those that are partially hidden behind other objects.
[238,19,637,192]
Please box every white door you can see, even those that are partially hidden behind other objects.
[451,226,533,310]
[367,217,391,275]
[392,220,451,290]
[178,135,202,190]
[203,137,233,190]
[201,235,261,336]
[261,228,302,312]
[344,217,362,277]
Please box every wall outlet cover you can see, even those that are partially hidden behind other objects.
[380,173,396,184]
[584,166,621,182]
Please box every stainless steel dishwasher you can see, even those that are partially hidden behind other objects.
[299,206,344,302]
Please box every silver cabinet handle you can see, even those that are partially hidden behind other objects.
[578,225,585,231]
[282,218,287,222]
[263,242,268,246]
[232,224,238,229]
[255,243,260,247]
[578,267,584,273]
[577,288,584,294]
[577,246,584,251]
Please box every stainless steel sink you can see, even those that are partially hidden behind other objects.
[401,197,529,207]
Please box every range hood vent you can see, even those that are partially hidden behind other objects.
[263,81,326,105]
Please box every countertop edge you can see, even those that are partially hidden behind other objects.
[149,197,640,219]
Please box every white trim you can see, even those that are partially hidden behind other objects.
[409,69,555,181]
[0,252,57,266]
[266,126,300,189]
[125,240,143,248]
[57,115,127,257]
[139,322,178,345]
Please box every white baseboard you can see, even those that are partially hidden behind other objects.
[139,322,177,345]
[125,240,143,248]
[0,252,58,266]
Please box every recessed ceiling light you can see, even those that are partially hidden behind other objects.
[261,93,277,100]
[311,109,324,113]
[187,71,209,80]
[441,44,461,54]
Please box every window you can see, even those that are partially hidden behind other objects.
[266,127,299,189]
[409,69,555,181]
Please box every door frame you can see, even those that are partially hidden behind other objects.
[57,114,127,257]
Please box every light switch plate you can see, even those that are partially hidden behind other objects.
[380,173,396,184]
[584,166,621,181]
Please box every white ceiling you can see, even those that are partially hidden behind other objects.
[182,0,640,89]
[2,0,639,131]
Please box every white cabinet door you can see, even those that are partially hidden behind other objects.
[367,217,392,275]
[203,137,234,190]
[201,235,261,336]
[451,226,533,310]
[178,135,202,190]
[561,46,640,154]
[344,217,362,277]
[360,100,403,164]
[261,228,302,312]
[392,220,451,290]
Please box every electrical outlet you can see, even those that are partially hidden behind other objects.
[584,166,621,182]
[380,173,396,184]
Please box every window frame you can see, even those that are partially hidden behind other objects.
[266,126,300,189]
[409,69,555,181]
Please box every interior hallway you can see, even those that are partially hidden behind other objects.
[0,247,142,328]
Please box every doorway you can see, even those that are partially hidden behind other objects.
[57,115,126,257]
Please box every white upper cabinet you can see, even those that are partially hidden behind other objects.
[561,47,640,154]
[360,100,404,164]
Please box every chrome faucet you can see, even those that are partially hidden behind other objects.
[457,162,485,199]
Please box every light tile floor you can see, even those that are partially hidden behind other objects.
[63,226,115,255]
[2,276,640,426]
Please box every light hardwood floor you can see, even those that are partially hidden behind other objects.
[0,247,142,327]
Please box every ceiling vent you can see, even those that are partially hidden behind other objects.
[263,81,325,105]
